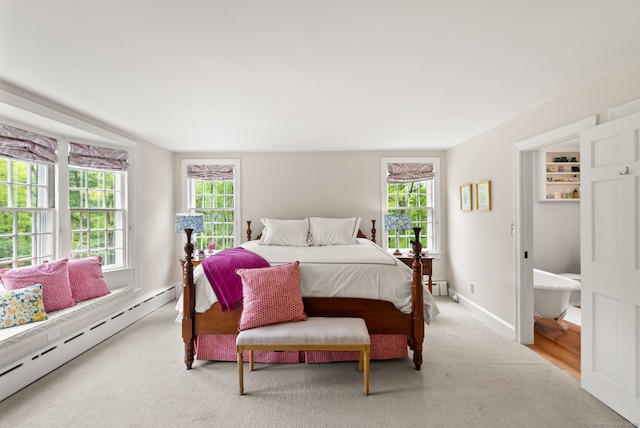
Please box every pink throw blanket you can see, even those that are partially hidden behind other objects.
[201,247,269,312]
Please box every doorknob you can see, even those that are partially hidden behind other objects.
[618,166,629,175]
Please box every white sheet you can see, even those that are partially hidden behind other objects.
[176,239,439,323]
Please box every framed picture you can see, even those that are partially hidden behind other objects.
[476,180,491,211]
[460,184,472,211]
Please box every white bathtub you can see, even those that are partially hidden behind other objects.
[533,268,581,320]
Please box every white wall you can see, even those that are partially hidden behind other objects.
[174,150,448,281]
[533,198,580,274]
[137,141,180,290]
[446,57,640,328]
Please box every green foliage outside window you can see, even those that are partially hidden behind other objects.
[191,179,235,251]
[0,158,53,268]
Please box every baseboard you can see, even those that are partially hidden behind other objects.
[0,285,176,401]
[447,292,515,341]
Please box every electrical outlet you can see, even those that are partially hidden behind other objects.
[470,283,475,293]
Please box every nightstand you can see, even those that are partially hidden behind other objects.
[396,255,433,293]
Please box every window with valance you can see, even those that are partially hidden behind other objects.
[183,160,240,251]
[68,142,129,265]
[382,159,440,255]
[0,123,56,267]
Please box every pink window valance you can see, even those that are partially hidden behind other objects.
[0,123,58,164]
[187,164,235,181]
[386,163,434,183]
[69,142,129,171]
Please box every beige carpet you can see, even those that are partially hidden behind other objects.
[0,297,632,427]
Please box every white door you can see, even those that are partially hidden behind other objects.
[580,112,640,424]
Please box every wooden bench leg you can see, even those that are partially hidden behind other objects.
[237,349,244,395]
[364,346,370,396]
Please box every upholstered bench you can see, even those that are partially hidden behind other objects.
[236,317,371,396]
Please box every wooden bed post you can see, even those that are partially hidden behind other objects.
[246,221,252,241]
[181,228,196,370]
[371,219,376,243]
[410,227,425,370]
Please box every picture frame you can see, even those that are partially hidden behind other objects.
[460,183,472,211]
[476,180,491,211]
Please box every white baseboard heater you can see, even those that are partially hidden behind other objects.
[0,285,176,401]
[429,280,448,296]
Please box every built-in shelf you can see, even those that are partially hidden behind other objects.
[541,150,580,201]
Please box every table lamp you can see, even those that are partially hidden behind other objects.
[384,213,411,256]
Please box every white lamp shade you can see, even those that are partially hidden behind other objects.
[175,213,204,233]
[383,213,411,231]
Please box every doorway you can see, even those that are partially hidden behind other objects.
[513,116,596,346]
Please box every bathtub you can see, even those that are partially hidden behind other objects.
[533,268,581,321]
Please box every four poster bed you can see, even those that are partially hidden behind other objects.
[178,217,436,370]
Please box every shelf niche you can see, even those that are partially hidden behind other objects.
[539,148,580,201]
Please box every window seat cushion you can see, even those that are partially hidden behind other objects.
[0,285,133,368]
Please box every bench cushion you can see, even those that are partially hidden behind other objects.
[236,317,370,346]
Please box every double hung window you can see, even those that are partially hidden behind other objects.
[0,158,54,267]
[381,158,440,255]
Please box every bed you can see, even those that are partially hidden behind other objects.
[179,217,437,370]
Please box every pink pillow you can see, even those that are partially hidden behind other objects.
[0,259,75,312]
[236,261,307,331]
[68,257,110,302]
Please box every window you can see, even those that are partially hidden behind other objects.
[381,158,440,255]
[67,142,129,269]
[0,158,54,268]
[0,122,135,280]
[68,168,126,267]
[182,160,241,251]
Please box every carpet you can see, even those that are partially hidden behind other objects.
[0,297,632,427]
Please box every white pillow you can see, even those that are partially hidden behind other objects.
[308,217,361,246]
[260,218,310,246]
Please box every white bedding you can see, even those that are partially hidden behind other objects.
[176,239,439,324]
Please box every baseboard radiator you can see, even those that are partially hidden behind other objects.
[0,285,176,401]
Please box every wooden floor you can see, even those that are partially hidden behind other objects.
[527,317,581,380]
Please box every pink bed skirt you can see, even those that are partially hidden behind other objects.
[194,333,408,364]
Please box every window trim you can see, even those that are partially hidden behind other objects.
[181,158,242,248]
[380,157,441,257]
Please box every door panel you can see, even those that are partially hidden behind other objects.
[580,112,640,424]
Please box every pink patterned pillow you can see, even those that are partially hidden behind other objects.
[236,261,307,331]
[68,257,110,302]
[0,259,75,312]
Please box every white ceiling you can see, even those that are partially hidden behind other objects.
[2,1,640,152]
